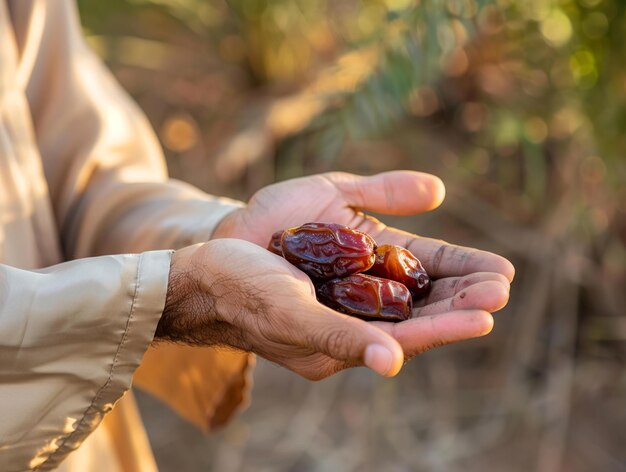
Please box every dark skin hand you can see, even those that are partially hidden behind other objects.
[158,171,513,379]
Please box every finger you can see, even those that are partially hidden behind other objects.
[375,226,516,282]
[412,281,510,317]
[372,310,494,360]
[415,272,511,307]
[283,299,405,377]
[324,171,446,215]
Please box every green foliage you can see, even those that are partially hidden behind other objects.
[77,0,625,245]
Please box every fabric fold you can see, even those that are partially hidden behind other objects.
[0,251,171,471]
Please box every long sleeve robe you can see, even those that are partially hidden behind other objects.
[0,1,253,470]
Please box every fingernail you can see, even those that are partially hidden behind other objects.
[364,344,394,377]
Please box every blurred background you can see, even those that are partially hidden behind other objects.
[77,0,625,470]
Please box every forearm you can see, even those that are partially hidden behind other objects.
[75,179,245,257]
[23,0,243,259]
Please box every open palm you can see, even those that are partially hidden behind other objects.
[214,171,514,360]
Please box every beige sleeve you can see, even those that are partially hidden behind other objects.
[17,0,253,442]
[0,251,172,472]
[22,0,244,259]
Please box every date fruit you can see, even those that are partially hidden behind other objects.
[266,223,430,322]
[267,230,284,256]
[316,274,412,322]
[366,244,431,299]
[281,223,376,279]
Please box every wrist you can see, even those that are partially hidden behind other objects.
[156,245,212,342]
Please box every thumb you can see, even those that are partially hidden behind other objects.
[292,301,405,377]
[324,170,446,215]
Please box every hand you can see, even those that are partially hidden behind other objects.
[157,239,405,379]
[213,171,514,360]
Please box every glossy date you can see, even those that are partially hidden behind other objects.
[366,244,431,299]
[316,274,413,322]
[280,223,376,279]
[267,223,430,321]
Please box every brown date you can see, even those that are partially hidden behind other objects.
[267,230,284,256]
[316,274,412,322]
[281,223,375,279]
[366,244,431,299]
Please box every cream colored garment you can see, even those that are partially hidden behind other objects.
[0,1,252,471]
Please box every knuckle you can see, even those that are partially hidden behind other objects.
[430,244,449,275]
[294,356,346,381]
[458,276,475,291]
[453,289,468,308]
[407,340,448,359]
[315,324,355,360]
[300,370,326,381]
[321,171,349,183]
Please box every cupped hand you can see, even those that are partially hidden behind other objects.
[213,171,514,360]
[157,239,405,379]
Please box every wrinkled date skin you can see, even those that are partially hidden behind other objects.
[267,230,284,256]
[266,223,431,322]
[281,223,376,279]
[366,244,431,299]
[316,274,413,322]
